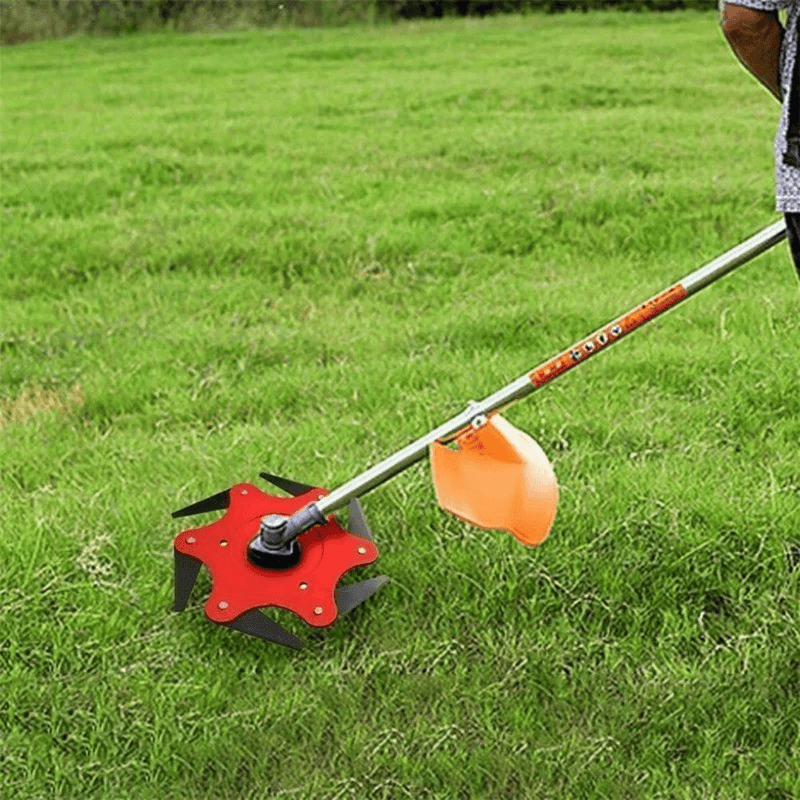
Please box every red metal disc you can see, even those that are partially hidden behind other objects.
[173,483,379,628]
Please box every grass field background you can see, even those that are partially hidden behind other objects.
[2,10,799,799]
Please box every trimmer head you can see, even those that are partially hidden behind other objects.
[171,473,388,650]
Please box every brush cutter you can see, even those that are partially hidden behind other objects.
[172,218,787,650]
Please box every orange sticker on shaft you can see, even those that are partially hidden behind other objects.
[529,284,687,388]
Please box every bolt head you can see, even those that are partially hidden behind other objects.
[299,582,308,590]
[220,540,228,547]
[218,601,228,610]
[358,547,367,554]
[313,606,323,615]
[261,514,287,530]
[186,536,196,544]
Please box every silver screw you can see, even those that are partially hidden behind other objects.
[186,536,196,544]
[299,582,308,590]
[358,547,367,554]
[220,540,228,547]
[313,606,323,615]
[218,601,228,610]
[241,489,248,495]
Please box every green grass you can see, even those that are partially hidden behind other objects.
[2,10,799,799]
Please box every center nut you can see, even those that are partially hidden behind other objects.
[247,514,302,570]
[260,514,288,539]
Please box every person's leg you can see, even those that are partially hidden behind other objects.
[783,213,800,282]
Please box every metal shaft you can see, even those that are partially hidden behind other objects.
[313,218,787,520]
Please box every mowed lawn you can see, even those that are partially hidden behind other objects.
[2,10,799,799]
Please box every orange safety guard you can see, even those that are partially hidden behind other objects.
[429,414,558,546]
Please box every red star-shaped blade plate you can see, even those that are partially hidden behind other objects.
[173,483,379,628]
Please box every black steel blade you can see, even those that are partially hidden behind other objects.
[224,609,304,650]
[173,550,203,611]
[171,489,230,519]
[347,498,373,541]
[335,575,389,616]
[259,473,315,497]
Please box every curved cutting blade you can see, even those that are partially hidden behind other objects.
[260,473,315,497]
[171,489,230,518]
[224,609,304,651]
[335,575,388,615]
[347,498,373,541]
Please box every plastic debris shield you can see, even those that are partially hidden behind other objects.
[429,414,558,546]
